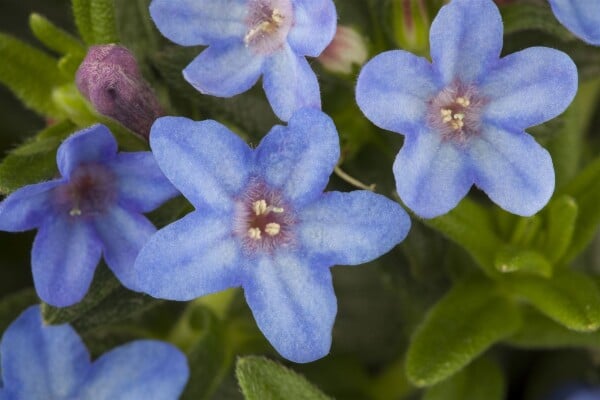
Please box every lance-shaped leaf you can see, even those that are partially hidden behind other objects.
[29,13,85,56]
[494,247,552,278]
[543,195,578,264]
[72,0,118,44]
[236,356,332,400]
[406,277,521,387]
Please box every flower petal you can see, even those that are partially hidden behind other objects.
[93,206,156,290]
[132,211,242,300]
[255,108,339,207]
[469,124,554,216]
[71,340,188,400]
[394,131,471,218]
[150,116,252,212]
[0,180,62,232]
[299,191,410,265]
[57,124,117,178]
[429,0,503,84]
[0,306,90,398]
[183,42,264,97]
[288,0,337,57]
[356,50,438,135]
[243,253,336,363]
[149,0,247,46]
[112,152,179,213]
[32,216,102,307]
[263,45,321,121]
[481,46,578,129]
[549,0,600,45]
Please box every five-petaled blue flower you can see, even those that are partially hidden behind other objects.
[149,0,337,122]
[131,108,411,363]
[0,125,178,307]
[356,0,578,218]
[0,305,188,399]
[548,0,600,46]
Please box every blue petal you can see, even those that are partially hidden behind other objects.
[394,131,471,218]
[57,125,117,178]
[71,340,188,400]
[469,124,554,216]
[183,42,264,97]
[356,50,438,135]
[0,306,90,399]
[32,216,102,307]
[0,180,62,232]
[549,0,600,45]
[93,206,157,290]
[132,211,242,300]
[150,0,247,46]
[288,0,337,57]
[255,108,339,207]
[299,191,410,265]
[111,152,179,213]
[481,47,578,129]
[263,45,321,121]
[429,0,503,84]
[150,116,252,212]
[242,253,336,363]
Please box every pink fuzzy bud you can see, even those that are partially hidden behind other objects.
[317,26,368,74]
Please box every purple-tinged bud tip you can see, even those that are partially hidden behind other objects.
[76,44,164,140]
[317,26,368,74]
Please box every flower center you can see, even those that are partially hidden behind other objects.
[53,163,117,218]
[427,80,487,143]
[244,0,293,55]
[234,178,295,254]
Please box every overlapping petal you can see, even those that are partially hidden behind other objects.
[394,131,472,218]
[132,211,242,300]
[470,124,555,216]
[356,50,439,135]
[429,0,503,84]
[32,217,102,307]
[481,47,578,128]
[255,108,339,206]
[56,124,117,178]
[243,253,336,363]
[549,0,600,46]
[149,0,247,46]
[0,180,62,232]
[288,0,337,57]
[263,45,321,121]
[150,117,252,211]
[299,191,410,265]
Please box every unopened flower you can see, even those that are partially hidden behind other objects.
[0,125,178,306]
[76,44,165,139]
[149,0,337,121]
[0,305,188,399]
[318,26,368,74]
[132,109,410,363]
[548,0,600,46]
[356,0,577,218]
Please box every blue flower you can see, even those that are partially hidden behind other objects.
[0,125,178,307]
[0,305,188,399]
[132,109,410,363]
[548,0,600,46]
[356,0,578,218]
[148,0,337,121]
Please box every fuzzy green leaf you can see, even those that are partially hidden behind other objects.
[406,277,521,387]
[236,356,331,400]
[423,357,505,400]
[0,289,39,334]
[72,0,118,44]
[543,195,578,264]
[29,13,85,56]
[494,247,552,278]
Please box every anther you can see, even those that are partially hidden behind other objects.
[252,200,268,215]
[264,223,281,236]
[69,208,82,217]
[271,206,284,213]
[244,8,285,46]
[456,97,470,107]
[248,227,262,240]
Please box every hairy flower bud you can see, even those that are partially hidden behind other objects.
[391,0,430,54]
[317,26,368,74]
[76,44,164,140]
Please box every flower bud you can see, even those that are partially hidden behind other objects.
[391,0,430,54]
[317,26,368,74]
[76,44,164,140]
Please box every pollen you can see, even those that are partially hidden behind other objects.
[69,208,82,217]
[248,227,262,240]
[265,222,281,236]
[244,8,285,46]
[252,199,268,215]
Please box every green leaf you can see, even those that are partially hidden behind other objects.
[0,289,38,334]
[504,269,600,332]
[236,356,332,400]
[0,120,76,194]
[501,3,572,39]
[29,13,85,56]
[0,33,67,117]
[72,0,118,44]
[115,0,160,61]
[542,195,578,264]
[494,247,552,278]
[405,277,521,387]
[423,357,505,400]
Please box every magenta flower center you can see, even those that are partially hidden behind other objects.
[427,80,487,143]
[234,178,295,254]
[245,0,293,55]
[53,163,117,218]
